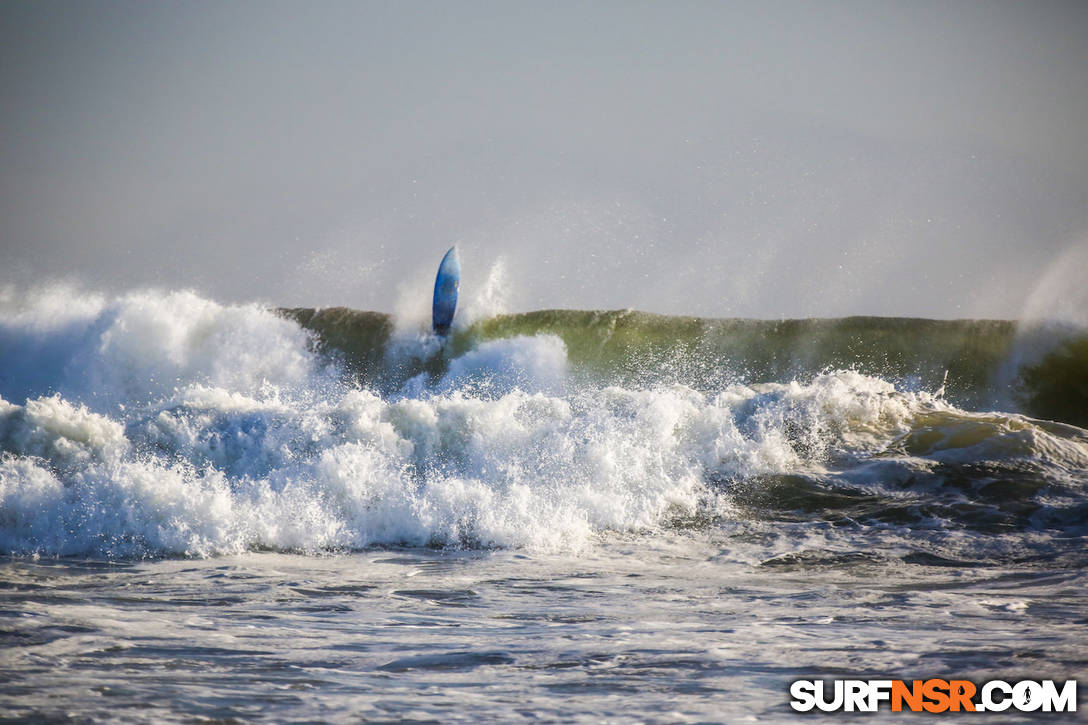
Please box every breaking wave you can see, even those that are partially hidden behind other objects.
[1,287,1085,557]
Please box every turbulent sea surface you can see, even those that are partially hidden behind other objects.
[1,287,1086,722]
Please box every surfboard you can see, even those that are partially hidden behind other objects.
[432,246,460,336]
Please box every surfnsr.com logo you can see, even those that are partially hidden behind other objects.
[789,679,1078,713]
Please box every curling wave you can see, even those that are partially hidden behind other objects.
[286,306,1088,426]
[0,287,1085,557]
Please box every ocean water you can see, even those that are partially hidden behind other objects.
[1,286,1086,722]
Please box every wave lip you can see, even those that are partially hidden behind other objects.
[286,307,1088,427]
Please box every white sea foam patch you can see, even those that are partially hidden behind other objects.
[0,369,959,556]
[0,394,129,470]
[0,383,704,555]
[437,334,568,395]
[0,287,324,408]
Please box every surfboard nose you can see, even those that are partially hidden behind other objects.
[442,246,460,271]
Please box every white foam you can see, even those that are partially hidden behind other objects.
[438,334,568,395]
[0,394,129,470]
[0,287,325,408]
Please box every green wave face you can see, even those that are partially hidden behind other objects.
[1018,336,1088,427]
[282,308,1088,427]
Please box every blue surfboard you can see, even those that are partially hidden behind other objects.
[432,246,460,336]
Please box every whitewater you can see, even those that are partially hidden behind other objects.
[1,285,1086,722]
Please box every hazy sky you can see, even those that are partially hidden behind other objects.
[2,0,1086,318]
